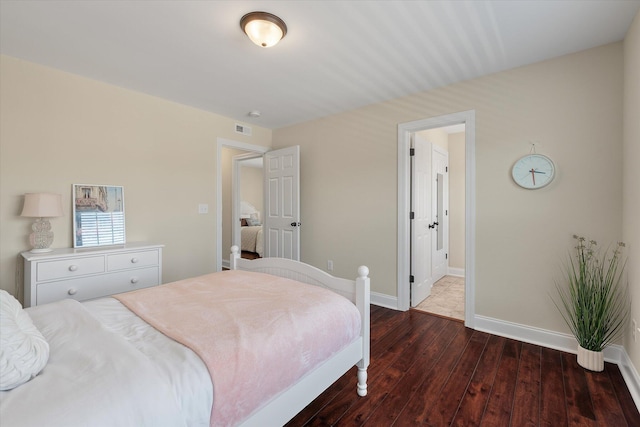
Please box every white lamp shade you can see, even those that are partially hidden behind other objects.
[21,193,64,218]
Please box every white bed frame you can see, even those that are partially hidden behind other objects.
[229,246,370,427]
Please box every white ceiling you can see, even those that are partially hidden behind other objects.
[1,1,639,129]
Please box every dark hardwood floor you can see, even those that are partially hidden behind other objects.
[285,306,640,427]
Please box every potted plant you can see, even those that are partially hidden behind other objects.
[553,235,629,371]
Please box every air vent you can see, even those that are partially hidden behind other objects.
[235,123,252,136]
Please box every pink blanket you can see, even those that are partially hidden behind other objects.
[114,270,361,427]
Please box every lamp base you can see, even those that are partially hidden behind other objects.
[30,248,54,253]
[29,218,54,252]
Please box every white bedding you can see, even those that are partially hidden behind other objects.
[0,298,212,427]
[240,226,263,257]
[0,260,370,427]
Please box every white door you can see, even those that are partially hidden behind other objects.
[410,135,433,307]
[431,145,449,283]
[264,145,300,260]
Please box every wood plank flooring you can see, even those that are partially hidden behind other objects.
[285,306,640,427]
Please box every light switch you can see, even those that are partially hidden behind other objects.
[198,204,209,214]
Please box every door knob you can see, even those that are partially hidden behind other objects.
[290,222,301,227]
[428,221,439,229]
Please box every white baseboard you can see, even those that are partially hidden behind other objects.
[370,292,398,310]
[475,314,640,411]
[619,351,640,411]
[222,258,230,270]
[447,267,465,277]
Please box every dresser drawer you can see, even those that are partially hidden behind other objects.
[37,256,105,282]
[36,267,160,306]
[107,249,159,271]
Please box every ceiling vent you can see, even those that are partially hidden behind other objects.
[235,123,252,136]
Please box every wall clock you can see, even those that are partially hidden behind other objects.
[511,154,555,189]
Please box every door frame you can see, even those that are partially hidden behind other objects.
[216,137,268,271]
[397,110,476,328]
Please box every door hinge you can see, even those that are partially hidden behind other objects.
[410,275,414,283]
[446,166,448,172]
[446,253,448,259]
[410,211,415,220]
[410,148,415,156]
[446,209,448,216]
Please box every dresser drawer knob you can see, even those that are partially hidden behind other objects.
[130,277,139,284]
[68,265,78,272]
[68,288,77,295]
[131,258,139,264]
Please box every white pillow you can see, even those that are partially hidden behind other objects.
[0,290,49,390]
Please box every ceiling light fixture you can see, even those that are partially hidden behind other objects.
[240,11,287,48]
[248,110,261,118]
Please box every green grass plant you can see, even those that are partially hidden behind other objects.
[554,235,629,352]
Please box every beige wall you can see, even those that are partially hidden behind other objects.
[240,164,264,217]
[417,128,448,150]
[273,43,624,336]
[623,11,640,374]
[0,56,272,298]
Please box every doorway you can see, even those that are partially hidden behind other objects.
[216,139,301,270]
[397,110,476,328]
[410,133,451,309]
[411,127,466,321]
[216,138,268,271]
[232,154,264,261]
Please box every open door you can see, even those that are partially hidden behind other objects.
[410,135,433,307]
[431,145,449,283]
[263,145,300,260]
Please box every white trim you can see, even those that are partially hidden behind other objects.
[397,110,476,329]
[619,352,640,411]
[447,267,465,277]
[216,138,268,272]
[370,292,398,310]
[475,314,640,411]
[475,315,585,354]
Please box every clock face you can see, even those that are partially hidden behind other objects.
[511,154,555,189]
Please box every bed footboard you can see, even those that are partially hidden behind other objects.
[230,245,370,424]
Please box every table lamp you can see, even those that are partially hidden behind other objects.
[20,193,64,253]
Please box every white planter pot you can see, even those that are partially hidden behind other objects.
[577,345,604,372]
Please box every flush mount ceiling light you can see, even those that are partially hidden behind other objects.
[240,11,287,48]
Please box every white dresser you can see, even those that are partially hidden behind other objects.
[22,243,163,307]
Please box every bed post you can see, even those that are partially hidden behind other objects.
[356,265,370,397]
[230,246,240,270]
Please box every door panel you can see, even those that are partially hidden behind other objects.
[264,146,300,260]
[411,135,433,307]
[431,146,449,283]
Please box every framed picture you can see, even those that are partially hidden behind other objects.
[73,184,125,248]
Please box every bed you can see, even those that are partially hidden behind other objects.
[240,223,263,257]
[239,202,263,258]
[0,246,370,427]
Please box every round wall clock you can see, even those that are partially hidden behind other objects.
[511,154,555,189]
